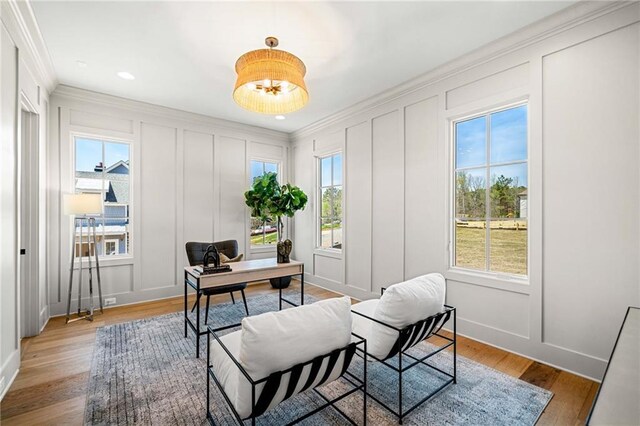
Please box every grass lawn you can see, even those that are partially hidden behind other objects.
[250,232,278,246]
[456,226,527,275]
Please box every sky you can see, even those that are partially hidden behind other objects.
[250,160,278,183]
[321,153,342,187]
[456,105,527,186]
[76,138,130,172]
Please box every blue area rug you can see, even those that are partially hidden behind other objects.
[84,289,552,425]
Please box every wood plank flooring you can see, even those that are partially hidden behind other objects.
[0,282,597,425]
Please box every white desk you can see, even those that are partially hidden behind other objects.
[588,306,640,425]
[184,258,304,357]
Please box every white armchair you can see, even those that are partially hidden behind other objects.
[207,296,367,425]
[350,273,456,424]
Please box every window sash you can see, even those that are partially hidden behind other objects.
[318,153,342,251]
[452,104,528,277]
[74,137,131,259]
[249,160,279,247]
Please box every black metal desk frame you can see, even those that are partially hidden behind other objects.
[184,263,305,358]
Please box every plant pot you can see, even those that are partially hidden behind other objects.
[270,276,291,289]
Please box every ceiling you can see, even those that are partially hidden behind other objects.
[32,1,573,133]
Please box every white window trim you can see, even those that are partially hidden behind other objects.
[447,100,530,283]
[71,131,134,264]
[315,151,344,254]
[248,158,281,251]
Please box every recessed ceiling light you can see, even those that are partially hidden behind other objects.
[275,115,286,120]
[76,60,87,68]
[117,71,135,80]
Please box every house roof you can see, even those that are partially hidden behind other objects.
[106,160,129,174]
[76,163,129,203]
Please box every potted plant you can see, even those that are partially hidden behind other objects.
[244,172,308,288]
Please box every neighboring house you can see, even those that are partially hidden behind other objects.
[75,161,130,256]
[518,189,528,219]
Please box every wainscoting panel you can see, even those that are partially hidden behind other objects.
[447,280,530,338]
[214,136,247,256]
[183,130,215,253]
[345,121,372,292]
[75,264,133,296]
[69,109,134,134]
[314,254,342,284]
[541,23,640,360]
[292,143,314,269]
[371,110,404,293]
[404,97,443,279]
[446,63,529,110]
[140,123,178,289]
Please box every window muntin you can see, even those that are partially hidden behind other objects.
[249,160,279,247]
[318,153,343,250]
[74,137,131,258]
[453,104,528,276]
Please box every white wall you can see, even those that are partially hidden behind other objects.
[47,86,289,316]
[0,0,54,399]
[291,2,640,380]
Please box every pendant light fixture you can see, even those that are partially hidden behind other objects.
[233,37,309,115]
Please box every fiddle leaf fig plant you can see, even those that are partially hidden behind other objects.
[244,172,308,241]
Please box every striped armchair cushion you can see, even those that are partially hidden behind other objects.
[210,296,353,419]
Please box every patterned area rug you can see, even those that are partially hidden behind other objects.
[84,289,552,425]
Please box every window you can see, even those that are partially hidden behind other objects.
[104,239,119,256]
[74,137,131,258]
[318,153,343,250]
[249,160,279,246]
[453,104,528,276]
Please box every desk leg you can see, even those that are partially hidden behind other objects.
[196,286,200,358]
[279,287,282,311]
[301,266,305,306]
[184,274,188,338]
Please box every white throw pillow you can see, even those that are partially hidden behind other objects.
[235,296,352,417]
[369,273,446,358]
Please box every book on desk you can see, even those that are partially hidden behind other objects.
[193,264,232,275]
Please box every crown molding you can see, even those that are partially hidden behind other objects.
[1,0,57,93]
[52,84,290,142]
[290,0,632,141]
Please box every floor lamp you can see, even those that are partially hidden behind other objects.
[64,193,104,323]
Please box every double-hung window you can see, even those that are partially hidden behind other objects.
[318,153,343,250]
[453,104,528,276]
[249,160,279,246]
[74,136,131,258]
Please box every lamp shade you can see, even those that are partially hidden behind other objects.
[63,193,103,216]
[233,38,309,115]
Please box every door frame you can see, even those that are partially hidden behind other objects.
[19,96,40,338]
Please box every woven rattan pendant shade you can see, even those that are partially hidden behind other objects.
[233,38,308,114]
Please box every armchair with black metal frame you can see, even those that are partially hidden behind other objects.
[352,286,456,425]
[206,325,368,426]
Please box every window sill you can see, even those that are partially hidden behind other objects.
[73,256,134,269]
[250,245,277,253]
[445,268,530,295]
[313,248,343,259]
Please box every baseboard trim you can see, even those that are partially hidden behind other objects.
[48,280,268,318]
[442,325,602,383]
[0,350,20,401]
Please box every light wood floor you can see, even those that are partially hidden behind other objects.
[0,282,597,425]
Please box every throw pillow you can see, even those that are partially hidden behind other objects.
[219,253,243,263]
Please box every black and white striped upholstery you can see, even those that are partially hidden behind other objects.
[247,343,357,418]
[384,309,452,359]
[210,330,358,419]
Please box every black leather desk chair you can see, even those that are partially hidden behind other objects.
[185,240,249,323]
